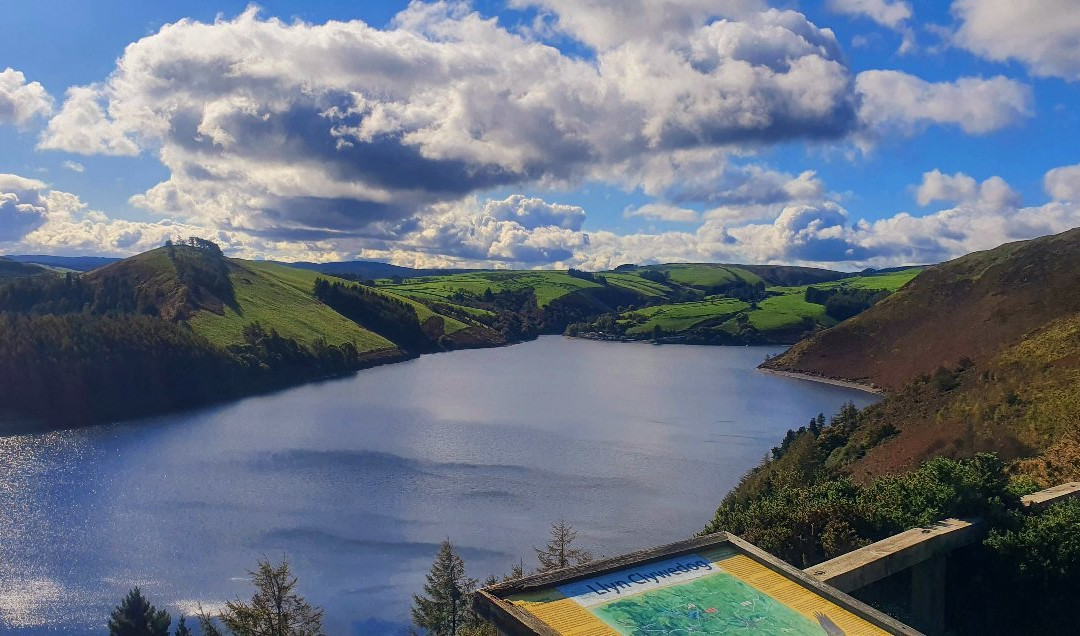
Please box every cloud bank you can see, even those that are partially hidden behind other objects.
[0,68,53,126]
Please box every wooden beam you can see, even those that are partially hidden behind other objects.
[804,518,983,593]
[1022,482,1080,511]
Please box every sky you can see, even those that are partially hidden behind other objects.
[1,0,1079,270]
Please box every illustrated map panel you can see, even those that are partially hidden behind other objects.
[508,546,891,635]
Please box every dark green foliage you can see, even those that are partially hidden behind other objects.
[705,454,1016,568]
[219,557,324,636]
[313,278,432,353]
[108,587,171,636]
[567,268,606,285]
[166,241,236,309]
[804,285,890,321]
[948,500,1080,633]
[0,271,156,315]
[0,312,376,427]
[412,540,482,636]
[174,617,192,636]
[638,269,670,284]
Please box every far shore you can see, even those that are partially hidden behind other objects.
[757,368,883,395]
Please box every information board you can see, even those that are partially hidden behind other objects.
[477,534,917,635]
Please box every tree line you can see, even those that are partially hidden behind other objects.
[411,520,594,636]
[107,557,322,636]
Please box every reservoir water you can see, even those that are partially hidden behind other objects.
[0,336,877,634]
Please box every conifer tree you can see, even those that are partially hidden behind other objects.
[174,616,192,636]
[219,557,324,636]
[412,540,479,636]
[534,521,592,572]
[108,587,172,636]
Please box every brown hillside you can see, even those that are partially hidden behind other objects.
[763,227,1080,390]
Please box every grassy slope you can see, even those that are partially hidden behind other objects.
[188,260,395,351]
[643,263,763,288]
[608,268,920,339]
[765,229,1080,389]
[620,298,749,335]
[753,228,1080,484]
[379,270,604,307]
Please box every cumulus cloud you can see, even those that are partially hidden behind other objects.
[1045,164,1080,202]
[0,173,201,254]
[405,195,588,265]
[0,68,53,126]
[36,4,857,243]
[509,0,764,50]
[624,203,700,223]
[856,70,1031,138]
[914,169,1020,209]
[62,161,85,173]
[828,0,911,29]
[953,0,1080,82]
[827,0,914,52]
[38,86,139,155]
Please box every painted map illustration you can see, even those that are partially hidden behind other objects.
[510,546,890,635]
[591,571,826,635]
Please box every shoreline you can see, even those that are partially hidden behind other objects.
[757,367,883,395]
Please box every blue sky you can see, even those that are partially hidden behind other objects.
[1,0,1078,269]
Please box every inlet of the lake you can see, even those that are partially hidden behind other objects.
[0,336,878,634]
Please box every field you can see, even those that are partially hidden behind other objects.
[188,260,395,351]
[642,263,763,288]
[621,297,749,335]
[379,270,604,307]
[598,267,923,341]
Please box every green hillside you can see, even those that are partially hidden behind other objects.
[757,227,1080,484]
[187,260,395,351]
[379,270,604,307]
[0,256,52,279]
[574,268,921,343]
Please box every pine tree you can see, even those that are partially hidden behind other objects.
[412,540,478,636]
[174,616,192,636]
[219,557,324,636]
[504,558,526,581]
[108,587,172,636]
[534,521,593,572]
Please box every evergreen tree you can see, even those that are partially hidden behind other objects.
[108,587,171,636]
[534,521,593,572]
[412,540,479,636]
[219,557,324,636]
[174,616,192,636]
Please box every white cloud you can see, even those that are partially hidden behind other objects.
[38,4,857,243]
[1045,164,1080,202]
[623,203,700,223]
[38,86,139,155]
[828,0,911,29]
[915,169,1020,209]
[0,173,201,254]
[953,0,1080,82]
[827,0,914,52]
[856,70,1031,138]
[508,0,764,50]
[62,161,85,173]
[0,68,53,126]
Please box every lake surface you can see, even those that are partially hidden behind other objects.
[0,336,877,634]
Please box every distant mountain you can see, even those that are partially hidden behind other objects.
[273,260,478,280]
[0,256,52,279]
[762,227,1080,482]
[7,254,121,271]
